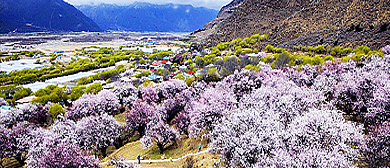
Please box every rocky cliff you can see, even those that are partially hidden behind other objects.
[194,0,390,49]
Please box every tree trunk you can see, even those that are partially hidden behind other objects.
[14,153,26,166]
[0,159,4,168]
[138,128,145,137]
[114,136,124,149]
[157,143,164,154]
[101,147,107,158]
[113,140,123,149]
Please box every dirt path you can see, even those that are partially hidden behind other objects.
[102,148,210,165]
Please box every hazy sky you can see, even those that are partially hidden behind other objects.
[64,0,232,10]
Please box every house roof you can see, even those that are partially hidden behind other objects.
[0,105,12,110]
[152,60,168,66]
[148,74,162,80]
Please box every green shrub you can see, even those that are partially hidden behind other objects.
[353,45,371,55]
[302,56,313,65]
[331,46,343,56]
[296,45,304,51]
[142,80,153,87]
[243,48,253,54]
[314,45,326,54]
[311,55,323,65]
[341,48,352,56]
[235,46,243,55]
[307,46,314,52]
[176,74,185,80]
[274,47,284,53]
[265,45,274,52]
[78,77,92,86]
[49,103,65,120]
[13,88,32,101]
[260,55,274,63]
[244,64,260,71]
[70,86,86,101]
[185,76,196,86]
[273,52,291,69]
[239,40,248,47]
[211,49,221,56]
[341,56,353,62]
[323,55,334,62]
[367,50,384,57]
[85,83,103,94]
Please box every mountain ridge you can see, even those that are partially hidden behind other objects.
[0,0,101,33]
[77,3,218,32]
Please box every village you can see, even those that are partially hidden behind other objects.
[0,35,267,113]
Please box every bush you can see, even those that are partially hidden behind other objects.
[70,86,86,101]
[176,74,185,80]
[78,77,92,86]
[314,45,326,54]
[85,83,103,94]
[243,48,253,54]
[323,55,334,62]
[49,103,65,120]
[273,52,291,69]
[341,56,353,63]
[265,45,274,52]
[342,48,352,56]
[307,46,314,52]
[298,45,306,51]
[13,88,32,101]
[185,76,196,87]
[353,45,371,55]
[142,80,153,87]
[235,46,243,55]
[211,49,221,56]
[331,46,343,56]
[201,68,220,83]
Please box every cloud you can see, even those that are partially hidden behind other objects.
[64,0,231,10]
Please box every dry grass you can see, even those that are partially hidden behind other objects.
[140,153,216,168]
[2,158,21,168]
[114,113,127,126]
[102,135,217,168]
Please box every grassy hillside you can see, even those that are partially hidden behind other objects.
[196,0,390,49]
[102,136,217,168]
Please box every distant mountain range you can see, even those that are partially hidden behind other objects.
[0,0,101,33]
[77,3,218,32]
[195,0,390,49]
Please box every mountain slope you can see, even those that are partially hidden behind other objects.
[0,0,101,33]
[195,0,390,49]
[77,3,218,32]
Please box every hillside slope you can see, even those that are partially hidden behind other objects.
[194,0,390,49]
[0,0,101,33]
[77,3,218,32]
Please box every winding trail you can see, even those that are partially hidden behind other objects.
[102,148,210,165]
